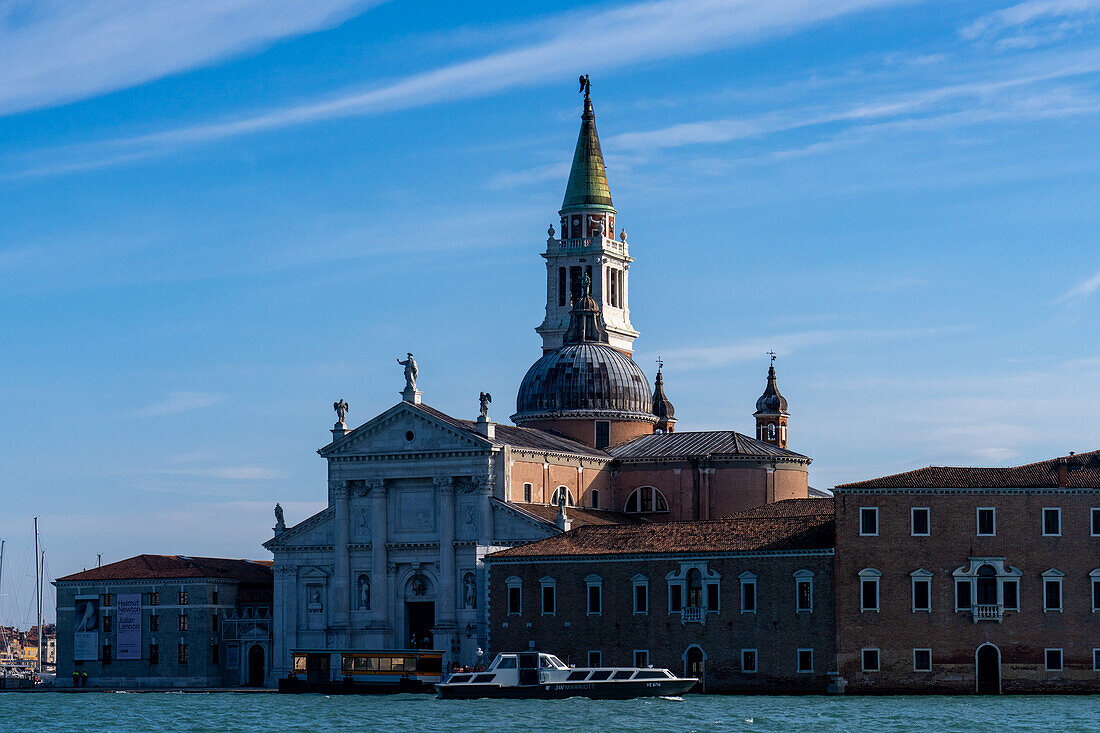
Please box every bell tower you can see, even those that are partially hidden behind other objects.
[537,76,639,356]
[754,354,789,448]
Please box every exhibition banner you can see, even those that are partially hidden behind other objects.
[116,594,142,660]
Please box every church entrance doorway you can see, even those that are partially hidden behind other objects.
[407,601,435,649]
[247,645,265,686]
[976,644,1000,694]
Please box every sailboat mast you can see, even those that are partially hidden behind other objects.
[35,517,41,674]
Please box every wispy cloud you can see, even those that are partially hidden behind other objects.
[1060,266,1100,301]
[155,465,283,480]
[0,0,380,116]
[133,391,224,417]
[9,0,918,175]
[961,0,1100,47]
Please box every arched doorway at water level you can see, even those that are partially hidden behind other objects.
[248,644,265,687]
[976,643,1000,694]
[684,645,706,692]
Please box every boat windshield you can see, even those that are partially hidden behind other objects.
[546,656,568,670]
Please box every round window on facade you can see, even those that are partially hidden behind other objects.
[405,431,414,441]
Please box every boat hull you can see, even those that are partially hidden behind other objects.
[436,678,696,700]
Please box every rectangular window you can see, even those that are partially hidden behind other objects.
[1092,508,1100,537]
[741,579,756,613]
[911,507,930,536]
[913,649,932,672]
[1094,649,1100,672]
[179,591,189,605]
[912,578,931,612]
[1003,580,1019,611]
[102,615,112,633]
[633,650,649,668]
[523,483,532,502]
[1092,578,1100,611]
[541,585,555,615]
[796,579,812,612]
[977,508,996,536]
[178,644,188,666]
[797,649,813,674]
[211,644,219,664]
[1043,508,1062,536]
[861,649,880,672]
[557,267,566,307]
[706,583,720,612]
[178,614,189,631]
[1045,648,1063,672]
[594,421,610,449]
[669,584,683,613]
[1044,579,1062,611]
[507,586,521,615]
[587,585,602,615]
[587,651,602,668]
[149,592,159,606]
[956,580,972,610]
[634,584,648,614]
[102,593,114,607]
[212,589,219,605]
[211,613,219,631]
[741,649,758,674]
[149,614,159,632]
[149,644,159,665]
[859,507,878,536]
[569,266,582,304]
[102,645,112,665]
[861,579,879,612]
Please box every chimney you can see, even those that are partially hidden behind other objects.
[1056,457,1068,487]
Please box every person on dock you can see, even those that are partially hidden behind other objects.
[72,670,79,688]
[80,670,88,688]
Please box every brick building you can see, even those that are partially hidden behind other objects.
[486,498,836,692]
[55,555,273,688]
[833,450,1100,693]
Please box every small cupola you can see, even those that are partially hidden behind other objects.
[652,361,676,433]
[754,354,789,448]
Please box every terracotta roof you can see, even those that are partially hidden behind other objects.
[607,430,809,461]
[836,449,1100,490]
[721,497,834,520]
[412,403,610,458]
[507,502,645,527]
[487,511,834,559]
[56,555,273,583]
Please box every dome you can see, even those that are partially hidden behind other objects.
[514,342,654,422]
[754,363,788,415]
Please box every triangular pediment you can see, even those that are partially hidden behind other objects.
[320,402,491,458]
[263,507,334,550]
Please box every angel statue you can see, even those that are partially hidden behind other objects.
[274,502,285,530]
[479,391,492,418]
[579,74,591,97]
[398,353,418,391]
[333,399,349,425]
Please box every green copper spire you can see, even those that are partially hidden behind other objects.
[561,79,615,213]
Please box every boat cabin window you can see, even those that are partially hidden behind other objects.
[539,654,567,670]
[496,655,517,669]
[612,670,634,680]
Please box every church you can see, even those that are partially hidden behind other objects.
[264,81,814,680]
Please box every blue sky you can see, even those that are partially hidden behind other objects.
[2,0,1100,625]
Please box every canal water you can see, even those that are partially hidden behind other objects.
[2,692,1097,732]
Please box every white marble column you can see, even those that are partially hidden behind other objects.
[331,481,351,628]
[436,477,456,625]
[276,565,297,676]
[369,480,390,636]
[478,471,495,547]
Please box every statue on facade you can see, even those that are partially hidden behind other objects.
[411,575,427,596]
[478,392,492,418]
[463,572,477,609]
[357,574,371,610]
[333,399,349,425]
[274,502,285,530]
[398,353,419,391]
[581,270,591,297]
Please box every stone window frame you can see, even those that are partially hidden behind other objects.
[1090,569,1100,612]
[1093,648,1100,672]
[860,648,880,673]
[910,569,933,613]
[740,648,758,674]
[951,559,1023,612]
[666,563,721,616]
[913,648,932,672]
[539,576,556,616]
[587,650,602,667]
[523,483,532,502]
[910,507,930,537]
[976,507,996,537]
[858,507,878,536]
[551,486,575,507]
[585,574,603,616]
[858,568,881,612]
[796,648,814,674]
[631,574,649,615]
[1044,648,1063,672]
[1091,507,1100,537]
[1042,507,1062,537]
[633,649,649,668]
[505,576,522,616]
[1042,568,1064,612]
[794,569,814,613]
[590,488,600,509]
[739,572,757,614]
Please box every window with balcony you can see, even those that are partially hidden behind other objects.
[794,570,814,612]
[523,483,532,502]
[632,575,648,614]
[586,575,602,615]
[1045,648,1063,672]
[741,649,757,674]
[740,573,757,613]
[624,486,669,514]
[797,649,813,674]
[1042,508,1061,537]
[861,649,880,672]
[911,570,932,612]
[977,508,996,536]
[540,578,556,615]
[1043,570,1063,612]
[911,507,930,536]
[859,569,881,612]
[859,507,878,536]
[913,648,932,672]
[506,577,522,615]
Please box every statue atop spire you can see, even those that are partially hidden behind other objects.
[579,74,591,98]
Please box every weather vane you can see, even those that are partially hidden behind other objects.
[767,350,777,364]
[656,355,664,371]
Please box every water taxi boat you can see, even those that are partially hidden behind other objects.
[436,652,696,699]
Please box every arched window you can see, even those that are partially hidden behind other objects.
[550,486,575,507]
[686,568,704,609]
[768,423,776,440]
[624,486,669,513]
[976,564,998,606]
[590,489,600,508]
